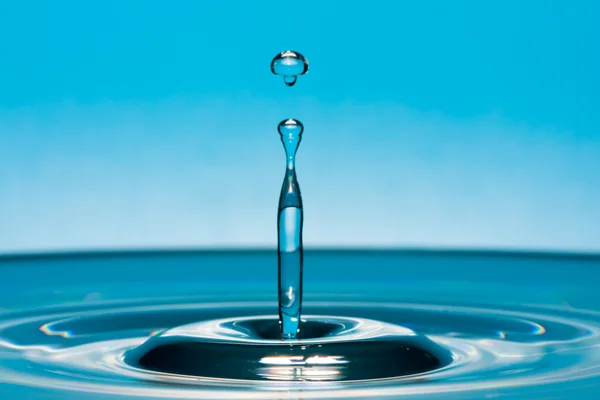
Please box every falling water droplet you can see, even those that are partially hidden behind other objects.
[271,50,309,87]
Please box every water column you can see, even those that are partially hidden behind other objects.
[277,119,304,338]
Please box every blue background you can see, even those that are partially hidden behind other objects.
[1,0,599,254]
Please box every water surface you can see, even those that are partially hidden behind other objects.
[1,250,599,399]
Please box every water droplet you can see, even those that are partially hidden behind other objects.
[278,118,304,138]
[271,50,309,87]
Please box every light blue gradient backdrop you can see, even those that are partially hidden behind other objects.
[1,1,599,253]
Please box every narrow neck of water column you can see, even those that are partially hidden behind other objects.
[279,121,302,210]
[283,137,299,171]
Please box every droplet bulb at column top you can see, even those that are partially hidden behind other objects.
[278,118,303,170]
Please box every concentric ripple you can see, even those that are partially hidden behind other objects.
[1,250,600,399]
[0,299,600,399]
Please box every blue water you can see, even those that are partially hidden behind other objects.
[1,250,600,399]
[278,119,304,338]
